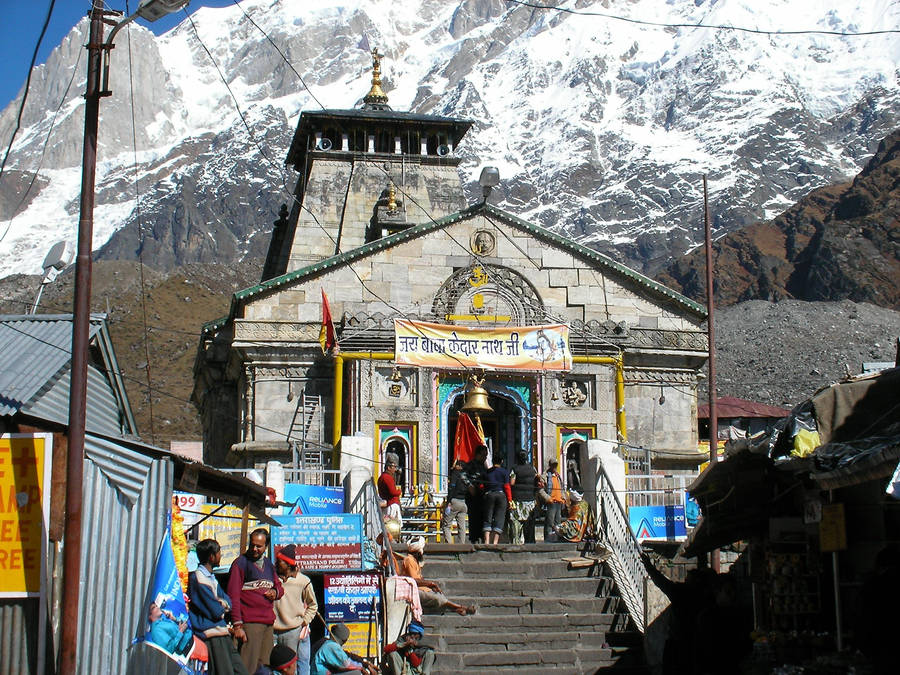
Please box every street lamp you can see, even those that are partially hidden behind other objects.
[479,166,500,202]
[60,1,188,673]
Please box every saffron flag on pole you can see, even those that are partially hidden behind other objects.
[454,412,484,464]
[319,289,337,354]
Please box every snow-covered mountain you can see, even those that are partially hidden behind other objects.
[0,0,898,279]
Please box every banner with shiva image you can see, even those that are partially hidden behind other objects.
[394,319,572,371]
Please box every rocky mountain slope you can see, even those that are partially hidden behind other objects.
[658,128,900,310]
[0,0,897,279]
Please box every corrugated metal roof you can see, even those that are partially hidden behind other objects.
[23,363,127,436]
[0,314,135,436]
[699,397,791,420]
[0,314,100,417]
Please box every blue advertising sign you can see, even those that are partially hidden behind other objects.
[272,514,363,571]
[324,573,381,623]
[282,484,345,516]
[134,516,194,667]
[629,505,687,540]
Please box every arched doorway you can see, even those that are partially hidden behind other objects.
[558,425,596,492]
[438,375,534,489]
[376,424,416,495]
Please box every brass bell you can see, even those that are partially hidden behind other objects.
[461,375,493,414]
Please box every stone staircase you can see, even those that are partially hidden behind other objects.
[418,543,646,674]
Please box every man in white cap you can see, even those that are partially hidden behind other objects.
[397,538,475,616]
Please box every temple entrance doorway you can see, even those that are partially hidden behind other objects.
[440,375,534,490]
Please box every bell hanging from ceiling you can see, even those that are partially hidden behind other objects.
[461,373,493,414]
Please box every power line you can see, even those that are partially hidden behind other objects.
[228,0,327,111]
[125,1,157,443]
[0,0,58,189]
[0,19,84,245]
[504,0,900,37]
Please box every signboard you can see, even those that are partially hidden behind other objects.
[272,514,363,571]
[344,622,379,659]
[196,504,261,565]
[323,574,381,660]
[282,484,345,516]
[173,492,207,528]
[819,503,847,552]
[0,434,51,597]
[629,505,687,540]
[394,319,572,371]
[324,573,380,622]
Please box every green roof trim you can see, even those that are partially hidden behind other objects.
[479,204,707,317]
[201,314,229,335]
[226,202,705,321]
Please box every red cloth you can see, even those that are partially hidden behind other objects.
[503,483,512,503]
[378,472,401,506]
[454,412,484,463]
[319,289,337,353]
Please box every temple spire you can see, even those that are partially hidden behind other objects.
[362,47,390,110]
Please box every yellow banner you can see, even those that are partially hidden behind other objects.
[394,319,572,371]
[0,434,51,596]
[196,504,262,566]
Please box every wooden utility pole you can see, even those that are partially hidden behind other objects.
[703,175,720,573]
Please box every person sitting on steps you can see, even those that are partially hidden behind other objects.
[396,537,476,616]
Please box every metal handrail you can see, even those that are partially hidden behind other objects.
[348,478,397,577]
[596,459,646,632]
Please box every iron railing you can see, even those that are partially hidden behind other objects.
[348,477,397,576]
[596,460,646,632]
[624,473,692,508]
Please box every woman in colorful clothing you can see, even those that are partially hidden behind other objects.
[555,491,594,542]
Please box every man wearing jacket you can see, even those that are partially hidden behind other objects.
[543,459,567,541]
[188,538,249,675]
[227,528,284,673]
[274,544,318,675]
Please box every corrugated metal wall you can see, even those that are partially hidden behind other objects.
[0,599,42,674]
[78,436,180,675]
[0,435,183,675]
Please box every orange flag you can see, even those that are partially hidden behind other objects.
[319,289,337,354]
[454,412,485,464]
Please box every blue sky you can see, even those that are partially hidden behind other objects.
[0,1,234,112]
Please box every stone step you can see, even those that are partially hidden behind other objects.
[438,576,601,597]
[442,594,618,616]
[432,647,612,670]
[433,628,605,652]
[421,611,614,633]
[433,664,608,675]
[424,543,583,560]
[422,558,603,579]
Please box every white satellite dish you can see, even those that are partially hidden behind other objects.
[42,240,73,273]
[31,240,73,314]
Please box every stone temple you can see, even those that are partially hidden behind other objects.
[192,48,709,492]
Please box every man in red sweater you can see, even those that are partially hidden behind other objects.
[378,452,403,527]
[227,528,284,673]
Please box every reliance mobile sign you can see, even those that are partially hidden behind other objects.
[629,505,687,541]
[282,484,345,516]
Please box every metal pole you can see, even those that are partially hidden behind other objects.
[703,175,720,573]
[60,2,104,671]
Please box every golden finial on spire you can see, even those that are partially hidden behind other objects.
[386,182,399,212]
[363,47,389,109]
